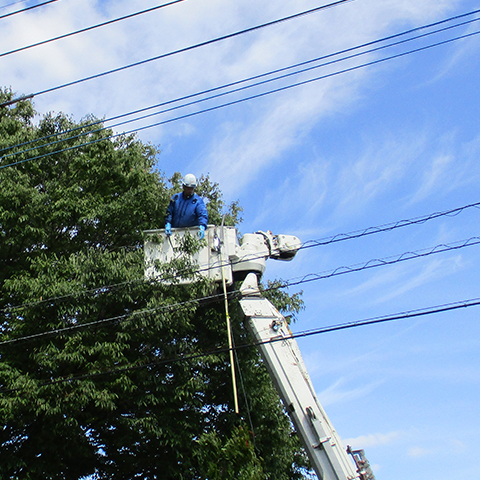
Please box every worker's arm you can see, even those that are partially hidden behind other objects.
[196,197,208,229]
[165,194,178,227]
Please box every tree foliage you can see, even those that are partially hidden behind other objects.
[0,88,309,479]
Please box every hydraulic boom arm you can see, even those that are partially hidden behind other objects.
[239,273,359,480]
[143,226,376,479]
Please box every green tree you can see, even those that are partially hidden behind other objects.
[0,88,309,479]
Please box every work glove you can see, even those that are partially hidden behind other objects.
[165,223,172,236]
[198,225,205,239]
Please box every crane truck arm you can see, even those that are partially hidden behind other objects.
[143,225,375,480]
[239,272,375,480]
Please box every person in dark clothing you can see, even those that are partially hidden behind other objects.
[165,174,208,239]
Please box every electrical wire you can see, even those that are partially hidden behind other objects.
[0,0,60,20]
[2,25,480,170]
[2,10,479,162]
[284,236,480,289]
[1,199,479,316]
[2,235,480,348]
[2,294,479,394]
[0,0,187,59]
[3,14,474,161]
[0,278,146,314]
[1,0,353,105]
[301,201,480,249]
[3,7,479,159]
[0,289,225,347]
[284,297,480,339]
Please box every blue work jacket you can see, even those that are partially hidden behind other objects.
[165,192,208,228]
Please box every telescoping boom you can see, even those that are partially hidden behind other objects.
[144,225,376,480]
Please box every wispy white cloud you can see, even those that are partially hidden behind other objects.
[317,377,382,406]
[407,446,433,458]
[199,77,345,196]
[343,430,403,449]
[426,15,480,85]
[345,255,464,305]
[1,0,463,169]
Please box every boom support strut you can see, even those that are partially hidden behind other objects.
[239,273,359,480]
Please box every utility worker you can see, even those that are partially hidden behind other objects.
[165,174,208,239]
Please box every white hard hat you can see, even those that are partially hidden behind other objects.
[183,173,197,188]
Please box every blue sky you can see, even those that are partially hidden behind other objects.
[1,0,480,478]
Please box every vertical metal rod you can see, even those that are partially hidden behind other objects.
[221,263,239,414]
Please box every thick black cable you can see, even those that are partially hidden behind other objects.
[3,26,480,170]
[85,15,480,136]
[2,11,479,161]
[287,298,480,339]
[2,295,479,394]
[3,0,353,104]
[284,237,480,289]
[301,202,480,249]
[0,0,59,19]
[1,200,479,316]
[2,235,480,347]
[119,28,480,136]
[0,0,186,59]
[0,289,225,347]
[3,9,479,158]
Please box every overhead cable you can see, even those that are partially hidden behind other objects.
[2,235,480,347]
[286,297,480,339]
[6,14,479,160]
[0,0,187,59]
[302,201,480,249]
[2,295,479,394]
[1,199,479,316]
[2,11,479,160]
[284,236,480,289]
[0,289,223,347]
[0,0,60,20]
[3,8,479,158]
[0,278,145,314]
[2,25,480,170]
[1,0,353,106]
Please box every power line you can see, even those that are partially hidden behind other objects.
[0,0,60,20]
[75,14,480,131]
[3,25,480,170]
[0,288,224,347]
[1,199,479,316]
[1,0,353,106]
[288,297,480,339]
[0,278,145,314]
[284,236,480,289]
[301,201,480,249]
[2,294,479,394]
[3,9,477,158]
[2,235,480,347]
[0,0,187,59]
[2,10,479,162]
